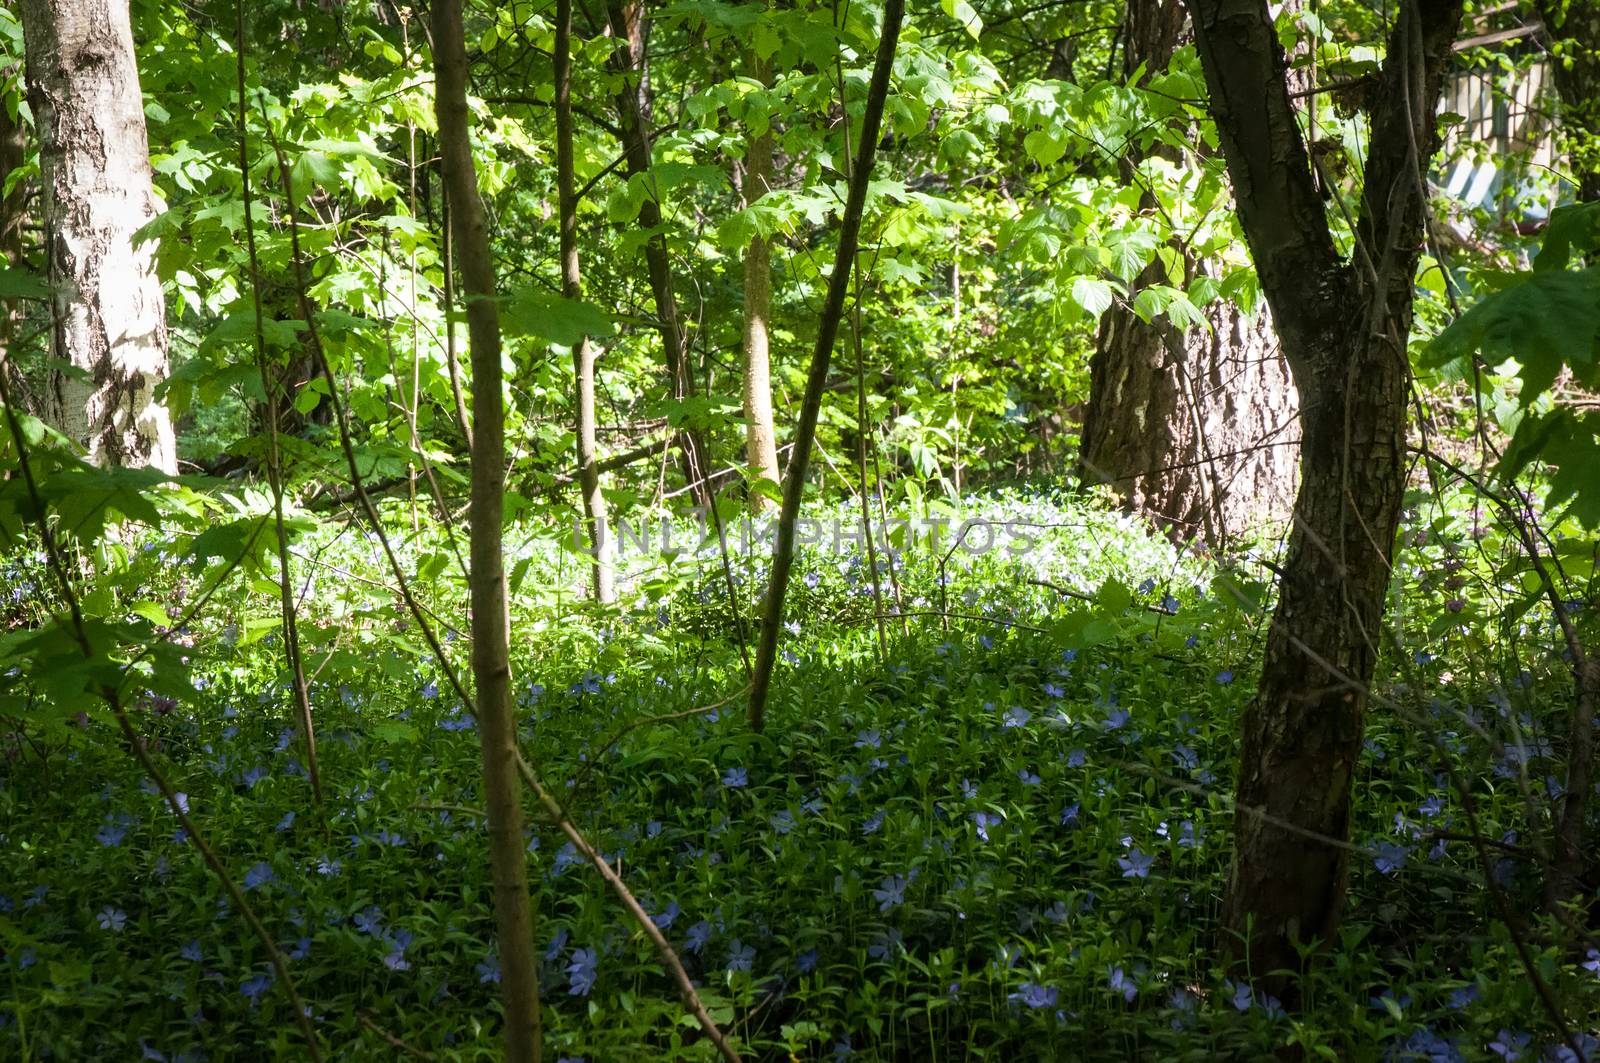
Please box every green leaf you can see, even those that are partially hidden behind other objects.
[1534,201,1600,273]
[502,290,616,346]
[0,266,53,300]
[939,0,983,38]
[1070,276,1114,319]
[1424,268,1600,398]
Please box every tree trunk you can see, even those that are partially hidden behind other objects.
[1185,0,1464,994]
[20,0,176,473]
[431,2,543,1058]
[741,51,781,511]
[1081,286,1298,543]
[1079,0,1298,545]
[1537,0,1600,203]
[557,0,614,604]
[747,0,904,732]
[606,0,713,506]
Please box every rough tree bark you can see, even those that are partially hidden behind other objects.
[1537,0,1600,203]
[431,2,543,1058]
[605,0,713,506]
[741,49,781,511]
[557,0,615,603]
[19,0,176,473]
[1184,0,1464,993]
[1079,0,1298,545]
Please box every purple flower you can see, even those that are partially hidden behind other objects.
[1373,841,1411,875]
[1010,982,1058,1009]
[243,863,274,891]
[862,810,885,835]
[867,929,902,960]
[275,812,295,832]
[567,947,598,995]
[873,874,908,911]
[241,972,273,1003]
[1018,769,1041,786]
[1214,670,1234,685]
[1103,707,1131,730]
[180,940,202,962]
[651,901,680,929]
[1176,820,1202,848]
[854,730,882,748]
[721,767,748,788]
[382,930,413,971]
[1488,1029,1530,1061]
[796,948,818,974]
[96,823,127,847]
[1042,682,1065,699]
[1108,966,1136,1002]
[421,680,439,699]
[771,810,794,834]
[1066,748,1087,768]
[686,921,712,954]
[353,905,383,936]
[973,810,1003,842]
[439,713,475,732]
[725,940,755,973]
[476,954,501,984]
[1118,849,1154,879]
[98,907,127,931]
[1002,707,1032,729]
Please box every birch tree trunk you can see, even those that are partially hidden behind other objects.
[19,0,176,473]
[431,1,543,1057]
[741,51,781,511]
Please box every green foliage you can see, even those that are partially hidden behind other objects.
[1423,201,1600,526]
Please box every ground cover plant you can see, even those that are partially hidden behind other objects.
[4,494,1599,1060]
[3,0,1600,1059]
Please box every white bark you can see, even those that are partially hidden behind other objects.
[21,0,176,473]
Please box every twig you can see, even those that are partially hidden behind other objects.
[516,753,743,1063]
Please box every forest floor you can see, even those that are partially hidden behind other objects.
[2,491,1597,1061]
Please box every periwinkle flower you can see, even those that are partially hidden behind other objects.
[725,940,755,973]
[721,767,748,788]
[567,947,598,995]
[1373,841,1411,875]
[1010,982,1058,1009]
[240,972,273,1003]
[873,874,908,911]
[1118,849,1154,879]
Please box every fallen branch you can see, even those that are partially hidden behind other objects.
[516,753,743,1063]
